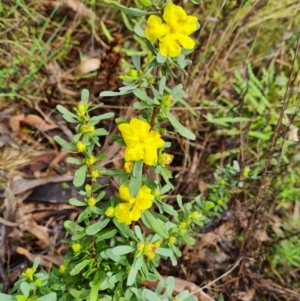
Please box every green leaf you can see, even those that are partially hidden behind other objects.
[0,295,16,301]
[54,136,74,151]
[127,264,138,286]
[113,218,138,241]
[70,259,92,275]
[89,112,114,125]
[69,198,86,207]
[133,89,154,104]
[143,289,162,301]
[66,157,82,165]
[129,176,142,198]
[56,105,77,118]
[133,102,152,109]
[20,282,30,297]
[156,248,173,257]
[81,89,89,103]
[73,165,87,187]
[159,76,166,95]
[95,228,118,242]
[166,112,195,140]
[111,3,153,16]
[134,225,144,241]
[113,245,135,255]
[206,113,251,126]
[132,54,141,70]
[86,218,110,235]
[38,293,57,301]
[156,52,166,63]
[132,160,143,177]
[181,235,196,245]
[143,210,168,238]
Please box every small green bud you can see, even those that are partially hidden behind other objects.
[219,179,226,186]
[91,169,100,178]
[191,211,202,220]
[34,279,42,287]
[71,242,81,253]
[105,206,115,217]
[128,69,139,78]
[186,217,192,225]
[85,184,92,191]
[137,242,145,252]
[87,197,96,206]
[243,167,250,178]
[179,222,187,229]
[77,101,88,113]
[153,240,162,248]
[58,264,66,274]
[152,187,161,198]
[161,95,174,108]
[76,141,86,152]
[217,199,223,205]
[23,267,36,280]
[168,236,177,244]
[139,0,152,7]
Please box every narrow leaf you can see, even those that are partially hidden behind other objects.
[166,112,195,140]
[86,218,110,235]
[70,259,92,275]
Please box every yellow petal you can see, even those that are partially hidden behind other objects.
[130,206,142,221]
[145,15,170,41]
[143,145,158,166]
[119,185,131,202]
[147,130,165,148]
[181,16,198,35]
[115,203,132,225]
[125,144,144,162]
[163,2,187,26]
[159,34,181,57]
[130,118,150,138]
[136,186,153,210]
[118,123,138,145]
[177,34,195,50]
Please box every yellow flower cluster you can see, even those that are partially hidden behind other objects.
[145,2,198,58]
[115,185,154,225]
[118,118,164,166]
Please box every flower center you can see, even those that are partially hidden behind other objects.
[139,135,146,143]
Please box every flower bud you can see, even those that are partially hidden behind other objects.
[58,264,66,274]
[186,217,192,225]
[168,236,177,245]
[152,187,160,198]
[153,240,162,248]
[144,243,156,259]
[87,197,96,206]
[80,124,95,135]
[139,0,152,7]
[124,161,133,173]
[158,153,174,166]
[91,169,100,178]
[137,242,145,252]
[219,179,226,186]
[85,155,96,166]
[23,267,35,280]
[72,242,81,253]
[85,184,92,191]
[105,206,115,218]
[243,167,250,178]
[128,69,139,78]
[161,95,174,108]
[191,211,202,220]
[179,222,187,229]
[179,228,187,234]
[77,101,88,113]
[217,199,223,205]
[76,141,86,152]
[34,279,42,287]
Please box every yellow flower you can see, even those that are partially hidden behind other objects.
[118,118,164,166]
[145,2,198,57]
[115,185,154,225]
